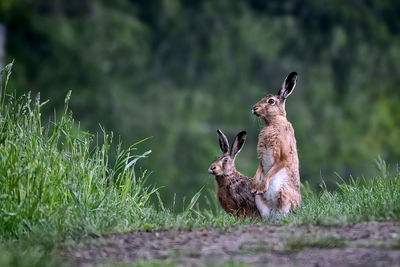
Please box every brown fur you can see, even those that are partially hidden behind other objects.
[208,130,259,217]
[214,171,258,217]
[251,72,301,216]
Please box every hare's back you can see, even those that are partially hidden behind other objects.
[229,175,256,206]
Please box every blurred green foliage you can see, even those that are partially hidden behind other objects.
[1,0,400,206]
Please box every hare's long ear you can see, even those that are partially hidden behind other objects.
[278,72,298,100]
[230,131,247,159]
[217,129,229,154]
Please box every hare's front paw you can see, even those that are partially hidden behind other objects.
[251,180,258,194]
[256,181,269,194]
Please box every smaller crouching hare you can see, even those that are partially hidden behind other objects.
[208,130,259,217]
[251,72,301,219]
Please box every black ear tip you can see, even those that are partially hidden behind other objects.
[217,129,222,134]
[237,130,247,138]
[288,72,298,79]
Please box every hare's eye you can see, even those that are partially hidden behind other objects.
[268,99,275,104]
[223,158,229,162]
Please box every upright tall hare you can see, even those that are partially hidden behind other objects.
[208,130,259,217]
[251,72,301,219]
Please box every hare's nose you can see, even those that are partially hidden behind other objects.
[252,107,259,114]
[208,167,216,174]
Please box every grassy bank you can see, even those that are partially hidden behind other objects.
[0,63,250,265]
[0,64,399,266]
[0,63,157,240]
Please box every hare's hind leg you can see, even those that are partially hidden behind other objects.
[277,185,300,214]
[255,195,271,218]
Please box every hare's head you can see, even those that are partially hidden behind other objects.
[252,72,297,118]
[208,130,247,176]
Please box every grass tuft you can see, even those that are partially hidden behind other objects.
[0,63,157,242]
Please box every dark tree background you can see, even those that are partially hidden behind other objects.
[1,0,400,207]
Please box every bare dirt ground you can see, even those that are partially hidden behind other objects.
[62,221,400,266]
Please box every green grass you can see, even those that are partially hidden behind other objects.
[0,63,250,266]
[0,64,158,241]
[0,63,400,266]
[0,64,249,242]
[0,243,61,267]
[282,171,400,225]
[283,236,345,251]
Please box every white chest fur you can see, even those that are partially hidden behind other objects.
[255,168,288,219]
[265,168,287,204]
